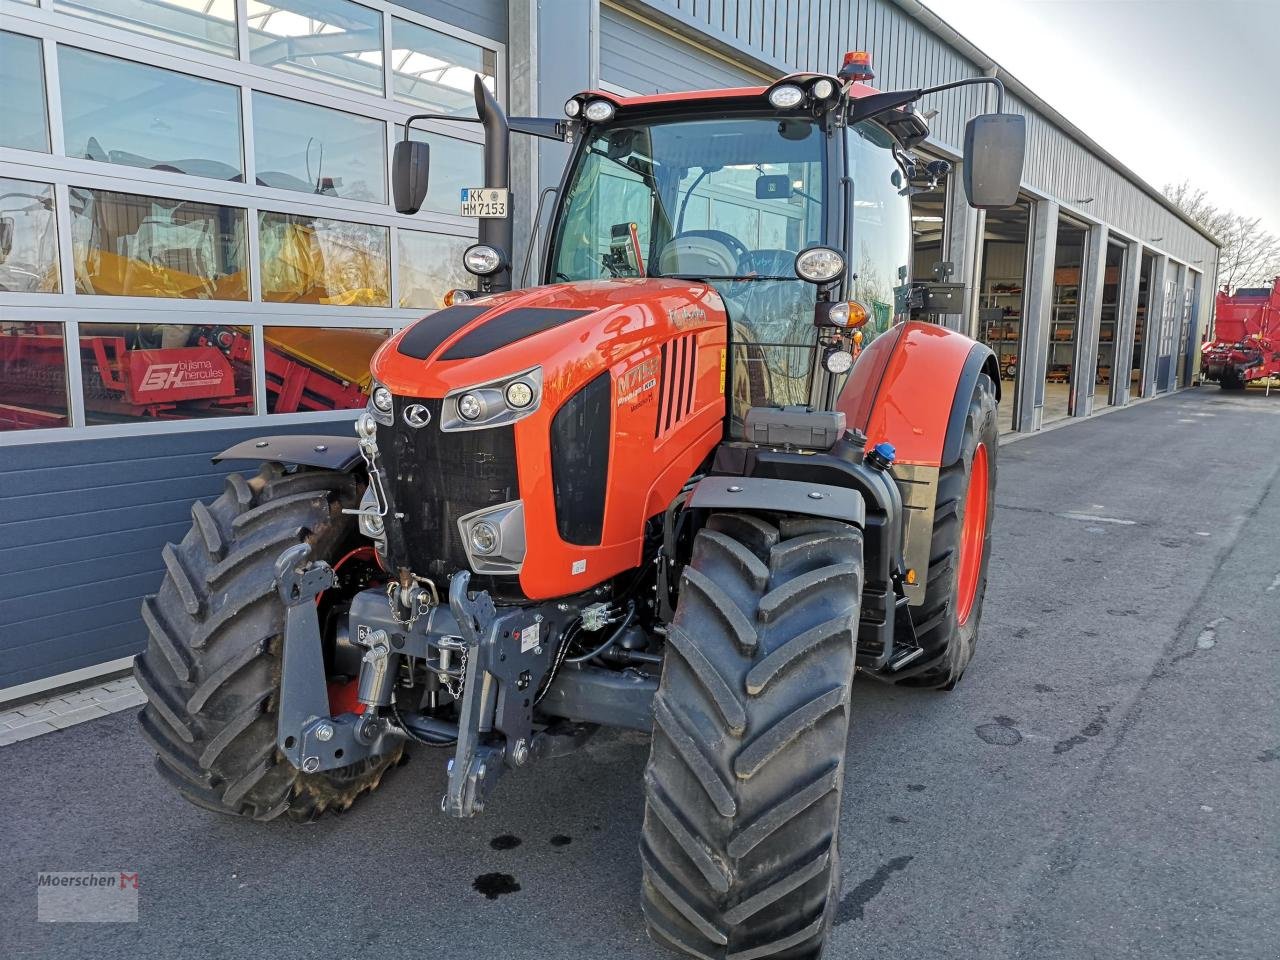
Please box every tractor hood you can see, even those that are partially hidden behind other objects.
[371,279,728,398]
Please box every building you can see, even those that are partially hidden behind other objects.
[0,0,1220,698]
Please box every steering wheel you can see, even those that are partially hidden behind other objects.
[738,248,797,278]
[674,230,750,266]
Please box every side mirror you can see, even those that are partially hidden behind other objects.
[963,113,1025,209]
[392,139,431,215]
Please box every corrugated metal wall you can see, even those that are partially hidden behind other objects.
[619,0,1217,268]
[0,421,348,691]
[600,5,765,93]
[395,0,507,42]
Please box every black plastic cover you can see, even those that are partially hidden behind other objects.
[550,372,611,545]
[439,307,592,360]
[397,305,489,360]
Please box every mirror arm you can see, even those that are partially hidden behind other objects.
[402,113,567,143]
[402,113,482,140]
[848,76,1008,125]
[918,76,1006,113]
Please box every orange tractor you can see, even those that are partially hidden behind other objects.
[136,52,1023,959]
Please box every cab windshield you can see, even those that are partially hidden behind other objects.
[548,115,826,418]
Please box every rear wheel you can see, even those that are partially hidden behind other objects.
[135,463,403,822]
[893,373,998,689]
[641,512,863,960]
[1220,368,1246,390]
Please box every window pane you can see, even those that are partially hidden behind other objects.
[396,125,483,216]
[70,188,248,300]
[264,325,389,412]
[391,17,497,114]
[54,0,237,58]
[0,322,69,430]
[259,212,389,306]
[398,230,471,309]
[254,93,386,203]
[848,121,913,340]
[60,47,244,182]
[78,322,254,424]
[248,0,384,95]
[0,32,50,153]
[0,179,61,294]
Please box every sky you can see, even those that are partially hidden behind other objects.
[919,0,1280,236]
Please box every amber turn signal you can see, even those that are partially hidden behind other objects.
[827,300,871,329]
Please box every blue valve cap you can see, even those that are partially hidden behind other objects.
[872,441,896,463]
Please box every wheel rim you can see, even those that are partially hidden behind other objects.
[955,442,989,626]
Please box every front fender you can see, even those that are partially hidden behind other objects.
[836,321,998,604]
[212,434,362,471]
[838,321,997,469]
[687,476,866,528]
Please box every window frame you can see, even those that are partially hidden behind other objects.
[0,0,501,443]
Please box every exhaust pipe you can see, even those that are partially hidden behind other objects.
[474,75,514,294]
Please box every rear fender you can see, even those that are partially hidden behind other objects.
[836,321,998,604]
[212,434,362,472]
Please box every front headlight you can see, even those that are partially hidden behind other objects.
[442,367,543,432]
[463,243,507,277]
[505,381,534,408]
[371,384,393,413]
[470,520,499,555]
[457,393,485,421]
[795,246,846,283]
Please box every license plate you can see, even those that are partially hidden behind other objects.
[460,187,508,218]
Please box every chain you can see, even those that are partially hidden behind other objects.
[386,581,434,628]
[440,640,468,701]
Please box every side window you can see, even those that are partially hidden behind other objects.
[847,122,912,340]
[552,145,654,280]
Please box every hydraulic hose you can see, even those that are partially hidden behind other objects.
[565,602,637,664]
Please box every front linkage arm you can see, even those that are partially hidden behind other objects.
[273,543,403,773]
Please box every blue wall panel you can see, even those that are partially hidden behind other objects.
[0,419,349,691]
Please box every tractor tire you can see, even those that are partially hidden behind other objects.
[1220,368,1246,391]
[641,512,863,960]
[893,372,998,690]
[135,463,403,822]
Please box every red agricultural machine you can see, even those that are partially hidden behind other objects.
[1201,277,1280,389]
[136,51,1026,959]
[0,323,383,429]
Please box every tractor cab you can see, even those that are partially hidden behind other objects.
[392,55,1024,435]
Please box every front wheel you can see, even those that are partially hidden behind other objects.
[893,372,999,689]
[641,512,863,959]
[135,463,403,822]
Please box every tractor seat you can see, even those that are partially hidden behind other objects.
[656,233,738,277]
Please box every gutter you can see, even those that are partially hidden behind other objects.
[889,0,1220,249]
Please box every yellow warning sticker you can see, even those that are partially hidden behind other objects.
[719,348,727,394]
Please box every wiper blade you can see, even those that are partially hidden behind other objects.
[655,274,797,282]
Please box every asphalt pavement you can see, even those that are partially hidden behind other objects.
[3,387,1278,960]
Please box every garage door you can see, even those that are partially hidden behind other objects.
[600,3,772,94]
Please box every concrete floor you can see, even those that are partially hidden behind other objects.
[3,387,1278,960]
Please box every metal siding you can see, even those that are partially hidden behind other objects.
[392,0,507,43]
[0,420,351,690]
[622,0,1217,269]
[601,5,764,92]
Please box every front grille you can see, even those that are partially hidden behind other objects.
[378,396,518,583]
